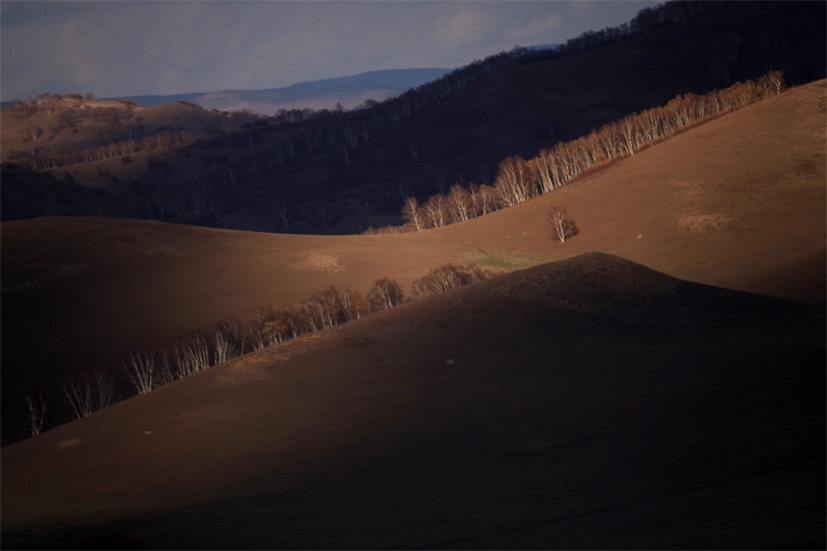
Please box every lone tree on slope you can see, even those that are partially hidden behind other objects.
[547,206,579,243]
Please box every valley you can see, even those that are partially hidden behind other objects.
[1,2,824,549]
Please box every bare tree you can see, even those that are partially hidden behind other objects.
[766,70,785,95]
[175,335,211,378]
[125,350,155,394]
[212,321,244,365]
[547,206,579,243]
[21,389,48,437]
[422,193,448,228]
[187,182,210,214]
[446,184,473,223]
[62,371,114,418]
[155,350,176,388]
[411,263,500,298]
[495,157,535,207]
[28,126,43,141]
[338,288,368,321]
[209,196,224,219]
[402,196,424,231]
[274,201,292,227]
[368,277,405,312]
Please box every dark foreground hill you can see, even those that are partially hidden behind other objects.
[2,253,823,549]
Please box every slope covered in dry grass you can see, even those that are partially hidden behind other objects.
[2,252,823,549]
[2,79,823,447]
[0,99,225,158]
[440,78,826,303]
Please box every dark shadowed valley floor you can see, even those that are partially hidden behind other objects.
[2,253,824,549]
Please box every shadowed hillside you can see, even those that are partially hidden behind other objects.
[0,167,124,221]
[2,2,823,233]
[2,79,823,447]
[2,253,823,549]
[167,0,827,234]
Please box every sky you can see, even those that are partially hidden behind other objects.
[1,1,657,102]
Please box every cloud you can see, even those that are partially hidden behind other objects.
[54,22,104,88]
[503,14,564,45]
[1,1,655,101]
[570,0,596,19]
[434,9,496,50]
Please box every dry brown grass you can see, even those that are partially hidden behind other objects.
[0,82,824,549]
[2,81,824,446]
[1,252,822,549]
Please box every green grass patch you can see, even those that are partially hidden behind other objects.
[459,249,573,272]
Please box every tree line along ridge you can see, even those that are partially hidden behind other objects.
[364,72,787,235]
[18,263,501,440]
[2,0,766,229]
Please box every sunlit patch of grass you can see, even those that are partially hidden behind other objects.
[459,249,573,272]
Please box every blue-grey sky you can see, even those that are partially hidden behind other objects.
[1,1,656,101]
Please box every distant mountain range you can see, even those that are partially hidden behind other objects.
[191,68,452,115]
[110,68,452,115]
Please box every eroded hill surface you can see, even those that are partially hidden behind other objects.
[2,253,823,549]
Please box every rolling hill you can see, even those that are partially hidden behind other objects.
[2,1,823,234]
[191,68,452,114]
[1,78,823,448]
[1,3,824,547]
[2,252,823,548]
[0,98,229,159]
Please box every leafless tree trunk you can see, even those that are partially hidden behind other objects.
[155,350,176,387]
[212,321,243,365]
[547,206,579,243]
[175,335,211,378]
[402,196,423,231]
[21,389,48,437]
[495,157,535,207]
[766,70,785,94]
[63,371,114,418]
[447,184,473,223]
[209,196,224,219]
[422,193,448,228]
[274,201,292,227]
[125,350,155,394]
[188,182,209,214]
[368,277,404,312]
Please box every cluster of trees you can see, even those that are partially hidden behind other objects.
[2,92,93,115]
[367,72,786,235]
[62,370,115,419]
[17,129,192,170]
[19,264,498,439]
[411,264,500,298]
[128,1,732,211]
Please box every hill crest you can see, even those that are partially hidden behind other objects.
[2,252,823,548]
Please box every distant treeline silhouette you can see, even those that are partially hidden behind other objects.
[5,1,803,228]
[167,0,730,205]
[365,72,787,235]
